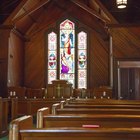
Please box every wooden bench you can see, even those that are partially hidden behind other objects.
[18,127,140,140]
[0,98,9,137]
[52,103,140,115]
[9,115,34,140]
[10,111,140,140]
[37,107,140,128]
[60,100,140,109]
[67,98,140,105]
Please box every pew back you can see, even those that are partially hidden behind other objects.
[42,114,140,128]
[19,127,140,140]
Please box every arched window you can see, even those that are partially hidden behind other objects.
[47,19,88,88]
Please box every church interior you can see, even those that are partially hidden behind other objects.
[1,0,140,139]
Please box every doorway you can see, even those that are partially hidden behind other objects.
[118,61,140,100]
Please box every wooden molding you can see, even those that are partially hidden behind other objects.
[0,24,14,29]
[107,23,140,28]
[12,28,30,42]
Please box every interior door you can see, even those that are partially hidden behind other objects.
[120,68,140,100]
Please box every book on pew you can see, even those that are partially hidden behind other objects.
[82,124,100,128]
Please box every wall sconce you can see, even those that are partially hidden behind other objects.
[116,0,127,9]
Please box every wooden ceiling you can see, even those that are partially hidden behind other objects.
[100,0,140,24]
[0,0,140,24]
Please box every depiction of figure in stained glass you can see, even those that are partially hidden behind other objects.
[48,53,56,69]
[61,51,69,73]
[79,52,86,68]
[61,21,74,52]
[60,20,74,74]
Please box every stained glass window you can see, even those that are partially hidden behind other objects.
[47,19,88,88]
[60,19,75,87]
[78,31,87,88]
[48,32,57,84]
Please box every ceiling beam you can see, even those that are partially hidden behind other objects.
[70,0,110,24]
[12,0,51,24]
[107,23,140,28]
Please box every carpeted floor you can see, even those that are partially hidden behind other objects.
[0,135,8,140]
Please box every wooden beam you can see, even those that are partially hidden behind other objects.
[12,0,51,23]
[93,0,117,24]
[107,23,140,28]
[0,24,14,29]
[12,28,30,42]
[4,0,28,24]
[70,0,110,24]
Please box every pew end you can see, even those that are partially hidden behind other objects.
[52,103,61,115]
[37,107,50,128]
[9,115,33,140]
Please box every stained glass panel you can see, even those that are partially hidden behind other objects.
[78,50,87,69]
[48,32,57,84]
[78,31,87,88]
[48,70,57,84]
[60,19,75,87]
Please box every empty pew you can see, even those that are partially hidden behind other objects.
[67,98,140,105]
[60,100,140,109]
[37,107,140,128]
[9,115,34,140]
[10,113,140,140]
[17,127,140,140]
[52,103,140,115]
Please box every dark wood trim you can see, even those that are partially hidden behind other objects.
[12,28,30,42]
[107,23,140,28]
[0,24,14,29]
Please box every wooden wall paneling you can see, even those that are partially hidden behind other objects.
[89,31,109,88]
[112,28,140,58]
[8,31,24,87]
[0,28,11,97]
[0,61,7,97]
[24,31,46,88]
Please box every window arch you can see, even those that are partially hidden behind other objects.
[47,18,88,88]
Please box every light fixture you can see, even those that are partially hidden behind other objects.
[116,0,127,9]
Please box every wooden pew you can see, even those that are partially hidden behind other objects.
[37,107,140,128]
[10,111,140,140]
[52,103,140,115]
[67,98,140,105]
[60,100,140,109]
[0,98,9,137]
[9,115,33,140]
[18,127,140,140]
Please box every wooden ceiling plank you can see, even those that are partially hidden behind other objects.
[94,0,118,24]
[12,0,51,24]
[4,0,28,24]
[70,0,110,24]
